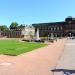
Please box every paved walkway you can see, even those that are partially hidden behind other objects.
[0,39,66,75]
[53,39,75,75]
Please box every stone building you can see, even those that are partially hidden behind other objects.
[1,25,35,38]
[23,25,35,39]
[32,17,75,40]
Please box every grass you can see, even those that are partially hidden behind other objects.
[0,39,46,56]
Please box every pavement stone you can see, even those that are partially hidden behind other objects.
[53,39,75,75]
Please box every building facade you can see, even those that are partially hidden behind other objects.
[32,17,75,40]
[1,26,35,38]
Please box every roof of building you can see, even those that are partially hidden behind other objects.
[32,17,75,27]
[32,21,65,27]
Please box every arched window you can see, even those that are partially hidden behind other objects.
[57,27,59,30]
[51,27,53,31]
[54,27,56,31]
[61,26,63,30]
[48,26,51,30]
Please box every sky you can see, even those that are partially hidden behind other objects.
[0,0,75,26]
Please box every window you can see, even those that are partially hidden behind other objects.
[61,26,63,30]
[57,27,59,30]
[48,26,51,30]
[51,27,53,30]
[54,27,56,31]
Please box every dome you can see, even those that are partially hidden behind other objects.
[67,16,72,18]
[65,16,72,22]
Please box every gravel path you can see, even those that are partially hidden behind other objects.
[0,39,66,75]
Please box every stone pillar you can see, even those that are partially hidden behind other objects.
[35,28,40,40]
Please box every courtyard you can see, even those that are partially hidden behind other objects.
[0,38,66,75]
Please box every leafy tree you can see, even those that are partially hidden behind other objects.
[0,25,8,31]
[19,24,25,28]
[20,24,25,27]
[10,22,18,29]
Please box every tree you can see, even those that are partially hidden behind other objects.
[19,24,25,28]
[10,22,18,29]
[20,24,25,27]
[0,25,8,31]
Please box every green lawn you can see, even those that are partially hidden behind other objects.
[0,39,46,56]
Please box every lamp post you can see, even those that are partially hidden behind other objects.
[69,21,72,38]
[69,32,71,38]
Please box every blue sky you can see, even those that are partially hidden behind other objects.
[0,0,75,26]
